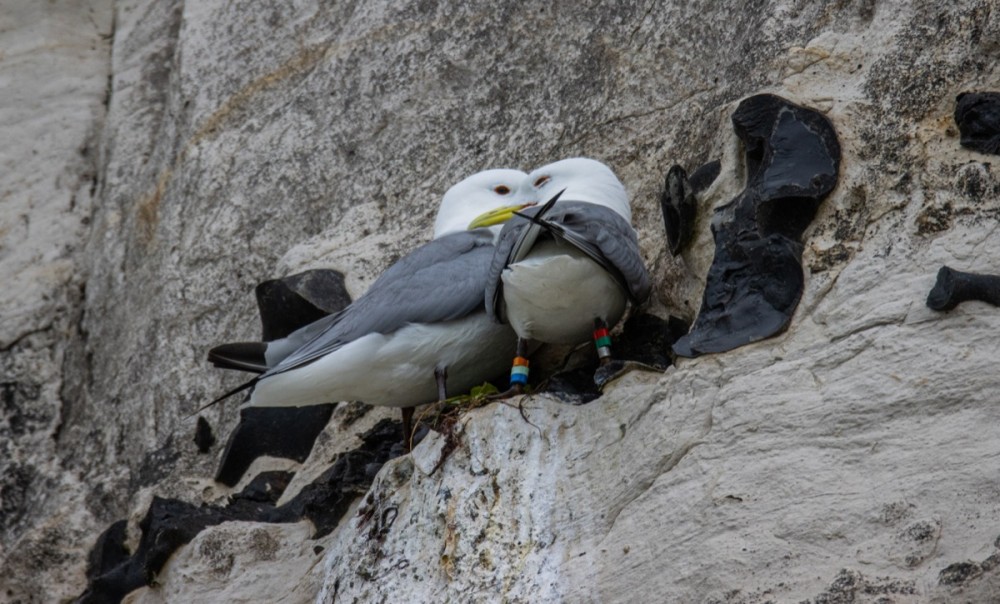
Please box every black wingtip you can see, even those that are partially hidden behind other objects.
[184,377,258,421]
[513,189,566,224]
[207,342,269,374]
[539,189,565,216]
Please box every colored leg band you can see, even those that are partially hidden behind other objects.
[510,364,529,385]
[510,356,530,386]
[594,323,612,360]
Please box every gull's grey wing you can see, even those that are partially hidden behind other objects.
[552,203,651,303]
[262,312,341,367]
[486,201,651,321]
[486,213,532,322]
[263,230,497,378]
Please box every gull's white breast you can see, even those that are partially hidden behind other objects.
[501,239,627,345]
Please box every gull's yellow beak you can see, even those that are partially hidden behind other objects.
[468,202,537,230]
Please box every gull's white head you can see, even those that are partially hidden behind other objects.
[519,157,632,223]
[434,168,529,238]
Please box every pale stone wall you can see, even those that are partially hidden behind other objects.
[3,1,1000,602]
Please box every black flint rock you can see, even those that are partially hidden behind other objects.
[255,269,351,341]
[926,266,1000,311]
[193,416,215,453]
[659,160,720,256]
[214,268,353,485]
[674,94,840,357]
[77,420,403,603]
[660,165,697,256]
[955,92,1000,155]
[215,404,335,486]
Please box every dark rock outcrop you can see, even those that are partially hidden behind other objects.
[255,269,351,342]
[674,94,841,357]
[78,420,402,603]
[926,266,1000,311]
[955,92,1000,155]
[213,268,351,485]
[659,160,720,256]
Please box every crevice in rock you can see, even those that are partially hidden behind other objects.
[828,312,909,343]
[0,324,55,352]
[55,281,93,444]
[560,88,713,150]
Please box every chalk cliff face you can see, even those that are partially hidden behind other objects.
[4,1,1000,602]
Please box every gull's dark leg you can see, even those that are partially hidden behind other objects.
[593,317,639,388]
[509,337,529,395]
[488,338,530,400]
[401,406,415,451]
[594,318,613,366]
[435,366,448,401]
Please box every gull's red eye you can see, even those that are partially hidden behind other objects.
[494,185,511,195]
[534,176,550,188]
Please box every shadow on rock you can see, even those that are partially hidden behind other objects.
[545,312,689,403]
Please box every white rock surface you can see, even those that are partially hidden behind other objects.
[4,0,1000,602]
[0,1,113,601]
[124,521,324,604]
